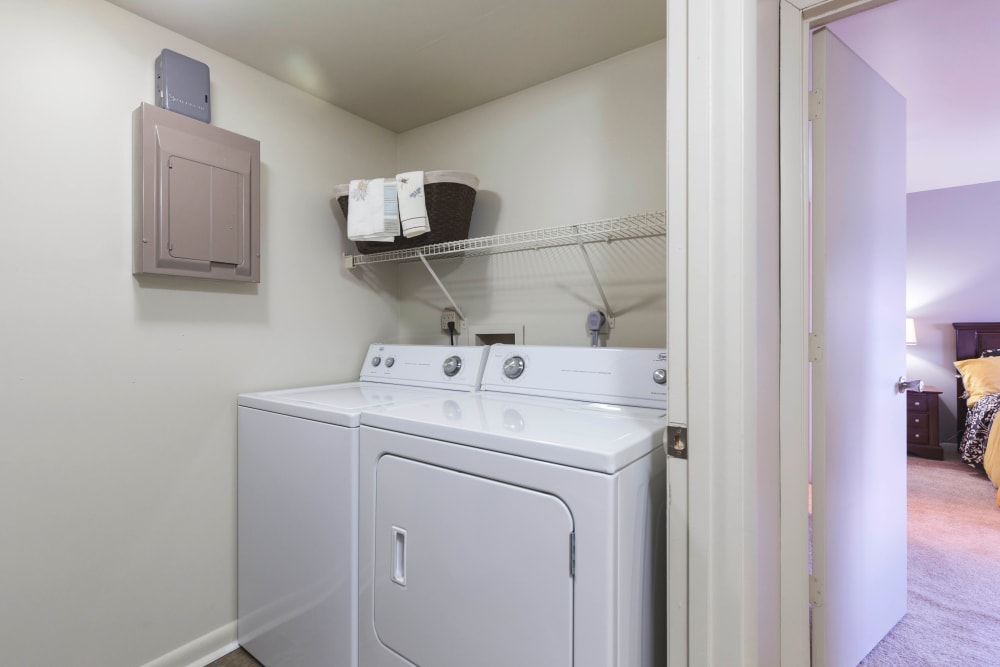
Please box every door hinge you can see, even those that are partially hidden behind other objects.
[809,88,824,120]
[809,575,823,607]
[569,532,576,577]
[808,332,824,363]
[666,426,688,459]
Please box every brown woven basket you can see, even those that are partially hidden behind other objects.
[335,171,479,254]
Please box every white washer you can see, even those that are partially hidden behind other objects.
[358,345,667,667]
[237,344,490,667]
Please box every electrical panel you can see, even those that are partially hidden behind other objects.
[133,103,260,282]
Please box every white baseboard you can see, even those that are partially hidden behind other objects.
[139,621,238,667]
[187,638,240,667]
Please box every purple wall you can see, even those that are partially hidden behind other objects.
[907,180,1000,443]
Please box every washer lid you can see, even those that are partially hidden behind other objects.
[361,392,665,473]
[239,383,437,427]
[237,345,491,426]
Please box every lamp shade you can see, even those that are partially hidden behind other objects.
[906,318,917,346]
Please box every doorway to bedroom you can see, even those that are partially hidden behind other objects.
[790,0,1000,664]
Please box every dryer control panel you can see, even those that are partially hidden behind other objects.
[481,345,667,409]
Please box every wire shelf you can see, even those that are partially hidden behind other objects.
[343,211,665,268]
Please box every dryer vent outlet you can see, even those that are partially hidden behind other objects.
[441,309,462,333]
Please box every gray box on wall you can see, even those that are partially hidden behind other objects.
[155,49,211,123]
[133,103,260,282]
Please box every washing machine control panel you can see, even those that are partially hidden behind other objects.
[360,344,489,390]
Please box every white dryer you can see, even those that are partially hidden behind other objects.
[237,344,489,667]
[358,345,667,667]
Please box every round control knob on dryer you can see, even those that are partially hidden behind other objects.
[371,356,382,367]
[653,369,667,385]
[385,357,395,368]
[443,356,463,377]
[503,356,525,379]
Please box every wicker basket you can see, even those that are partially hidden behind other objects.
[334,171,479,254]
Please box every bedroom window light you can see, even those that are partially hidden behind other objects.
[906,318,917,346]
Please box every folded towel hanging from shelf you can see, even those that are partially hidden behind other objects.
[347,178,400,243]
[396,171,429,238]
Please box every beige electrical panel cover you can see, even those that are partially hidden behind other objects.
[134,103,260,282]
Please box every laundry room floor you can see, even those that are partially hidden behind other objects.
[206,647,261,667]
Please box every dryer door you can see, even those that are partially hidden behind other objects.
[374,455,574,667]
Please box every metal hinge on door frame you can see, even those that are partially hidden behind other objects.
[809,88,824,120]
[808,332,824,363]
[569,532,576,577]
[666,425,688,459]
[810,575,823,607]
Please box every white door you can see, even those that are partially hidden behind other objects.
[810,27,908,667]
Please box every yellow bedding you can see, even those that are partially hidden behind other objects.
[985,419,1000,507]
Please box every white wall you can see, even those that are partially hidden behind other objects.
[393,41,666,348]
[0,1,398,665]
[906,180,1000,443]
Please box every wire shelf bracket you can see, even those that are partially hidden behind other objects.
[576,234,616,327]
[417,252,465,321]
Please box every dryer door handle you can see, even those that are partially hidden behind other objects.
[391,526,407,586]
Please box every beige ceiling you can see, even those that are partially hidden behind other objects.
[106,0,666,133]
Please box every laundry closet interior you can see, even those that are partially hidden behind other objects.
[0,2,667,667]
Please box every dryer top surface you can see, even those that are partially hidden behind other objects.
[361,392,665,473]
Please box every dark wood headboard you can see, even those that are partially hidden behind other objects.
[952,322,1000,435]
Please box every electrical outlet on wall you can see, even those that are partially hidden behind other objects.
[441,309,462,333]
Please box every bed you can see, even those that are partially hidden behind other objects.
[953,322,1000,506]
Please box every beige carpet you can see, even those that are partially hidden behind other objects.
[859,447,1000,666]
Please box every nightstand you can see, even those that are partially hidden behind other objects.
[907,386,943,460]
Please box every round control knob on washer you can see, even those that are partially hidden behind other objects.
[503,356,525,379]
[385,357,395,368]
[371,356,382,367]
[443,356,463,377]
[653,368,667,385]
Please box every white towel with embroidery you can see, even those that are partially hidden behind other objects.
[396,171,429,238]
[347,178,400,242]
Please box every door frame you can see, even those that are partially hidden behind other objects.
[778,0,900,664]
[666,0,783,664]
